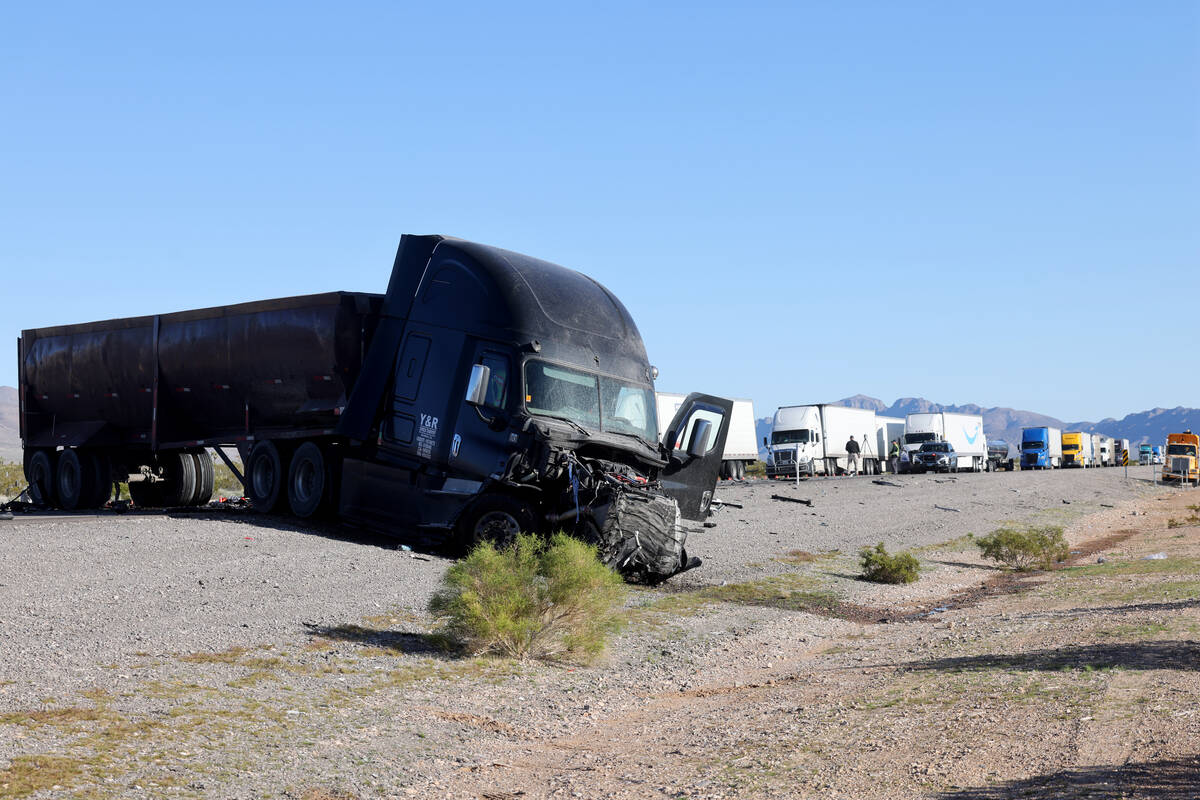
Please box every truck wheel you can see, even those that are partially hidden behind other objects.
[159,451,197,507]
[287,442,330,518]
[190,451,215,506]
[247,440,285,512]
[128,479,165,508]
[25,449,58,507]
[56,449,95,511]
[736,460,746,480]
[456,494,536,551]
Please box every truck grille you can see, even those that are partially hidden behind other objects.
[775,450,794,464]
[1170,456,1190,475]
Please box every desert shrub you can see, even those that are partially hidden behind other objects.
[975,525,1070,571]
[1167,518,1183,529]
[428,532,626,663]
[859,542,920,584]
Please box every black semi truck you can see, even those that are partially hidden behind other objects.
[18,234,732,581]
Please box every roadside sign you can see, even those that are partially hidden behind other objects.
[1121,449,1129,466]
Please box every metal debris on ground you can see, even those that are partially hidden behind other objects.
[771,495,813,506]
[934,505,961,513]
[872,480,902,487]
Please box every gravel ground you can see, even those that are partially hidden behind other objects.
[0,464,1176,798]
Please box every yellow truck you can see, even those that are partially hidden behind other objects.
[1163,431,1200,485]
[1061,431,1095,467]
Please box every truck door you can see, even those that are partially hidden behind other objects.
[661,393,733,520]
[448,344,513,481]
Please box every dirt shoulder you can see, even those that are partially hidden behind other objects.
[2,486,1198,799]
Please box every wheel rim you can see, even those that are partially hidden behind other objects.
[252,456,276,499]
[476,510,522,542]
[60,459,79,499]
[292,458,317,504]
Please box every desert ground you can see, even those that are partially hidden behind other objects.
[1,465,1197,799]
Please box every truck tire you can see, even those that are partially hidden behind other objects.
[159,451,197,507]
[247,440,285,513]
[25,449,57,507]
[56,449,95,511]
[456,493,536,551]
[287,442,330,518]
[190,451,215,506]
[736,460,746,480]
[128,479,165,508]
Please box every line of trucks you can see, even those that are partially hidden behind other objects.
[760,408,1144,478]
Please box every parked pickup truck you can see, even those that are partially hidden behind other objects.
[19,234,733,582]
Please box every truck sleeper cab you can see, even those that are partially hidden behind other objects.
[1020,426,1061,470]
[19,235,733,583]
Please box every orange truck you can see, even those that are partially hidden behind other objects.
[1163,431,1200,485]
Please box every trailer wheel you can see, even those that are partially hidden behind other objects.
[736,460,746,480]
[287,442,330,518]
[159,451,197,507]
[25,449,57,507]
[247,440,285,513]
[190,451,215,506]
[456,494,536,551]
[56,449,95,511]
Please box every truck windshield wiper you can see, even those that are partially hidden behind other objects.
[537,414,592,437]
[604,429,657,450]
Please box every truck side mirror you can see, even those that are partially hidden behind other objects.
[465,364,491,406]
[687,419,712,458]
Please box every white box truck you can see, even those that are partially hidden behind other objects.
[876,415,905,473]
[764,404,882,478]
[1097,436,1113,467]
[657,393,757,480]
[901,412,987,472]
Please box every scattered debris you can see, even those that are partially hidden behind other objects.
[872,480,902,487]
[1099,503,1114,508]
[1062,499,1071,504]
[409,554,432,561]
[1097,556,1106,563]
[711,499,743,509]
[933,478,958,483]
[771,495,813,506]
[1144,552,1168,560]
[0,511,12,521]
[702,521,717,528]
[934,505,960,513]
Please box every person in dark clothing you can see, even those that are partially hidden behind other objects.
[846,435,861,475]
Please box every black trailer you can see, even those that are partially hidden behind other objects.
[19,235,732,581]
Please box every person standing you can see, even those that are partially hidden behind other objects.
[889,438,900,474]
[845,435,861,476]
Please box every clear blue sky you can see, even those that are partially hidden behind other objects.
[2,1,1196,423]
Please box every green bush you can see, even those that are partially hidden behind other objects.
[975,525,1070,571]
[859,542,920,584]
[428,532,626,663]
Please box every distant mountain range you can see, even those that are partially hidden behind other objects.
[756,395,1200,458]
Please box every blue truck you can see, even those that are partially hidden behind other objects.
[1020,426,1062,470]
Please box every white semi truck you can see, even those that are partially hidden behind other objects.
[657,393,757,480]
[1097,436,1114,467]
[900,412,987,472]
[764,404,882,478]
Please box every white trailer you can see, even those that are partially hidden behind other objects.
[657,393,757,480]
[901,412,987,472]
[875,415,905,473]
[765,404,881,478]
[1090,434,1102,467]
[1097,436,1113,467]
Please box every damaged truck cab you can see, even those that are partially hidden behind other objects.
[19,235,731,582]
[332,235,732,580]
